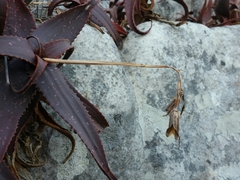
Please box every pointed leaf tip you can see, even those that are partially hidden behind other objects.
[32,0,99,45]
[3,0,36,37]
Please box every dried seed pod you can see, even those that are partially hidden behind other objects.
[166,109,180,144]
[165,96,177,116]
[165,78,183,116]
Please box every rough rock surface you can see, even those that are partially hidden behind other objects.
[120,21,240,180]
[32,21,240,179]
[153,0,205,20]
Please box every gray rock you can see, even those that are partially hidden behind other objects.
[33,21,240,180]
[120,21,240,179]
[153,0,208,20]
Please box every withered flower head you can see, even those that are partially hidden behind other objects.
[166,109,180,145]
[164,69,184,146]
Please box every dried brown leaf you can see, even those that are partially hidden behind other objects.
[166,109,180,145]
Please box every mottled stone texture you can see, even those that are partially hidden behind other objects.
[120,22,240,180]
[33,21,240,180]
[153,0,205,20]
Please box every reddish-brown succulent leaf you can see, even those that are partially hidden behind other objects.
[197,0,213,24]
[31,0,98,45]
[135,0,142,16]
[0,60,36,163]
[214,0,230,19]
[124,0,152,35]
[3,0,36,37]
[107,0,124,23]
[35,102,75,163]
[35,64,117,180]
[48,0,123,47]
[42,39,74,68]
[65,77,109,132]
[0,0,7,35]
[90,5,123,48]
[48,0,90,16]
[42,39,74,58]
[0,36,35,65]
[11,55,47,93]
[48,0,123,48]
[0,161,17,180]
[112,21,127,36]
[6,93,40,160]
[174,0,189,21]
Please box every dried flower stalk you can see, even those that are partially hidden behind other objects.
[43,58,185,145]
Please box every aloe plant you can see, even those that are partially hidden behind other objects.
[0,0,117,179]
[2,0,238,179]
